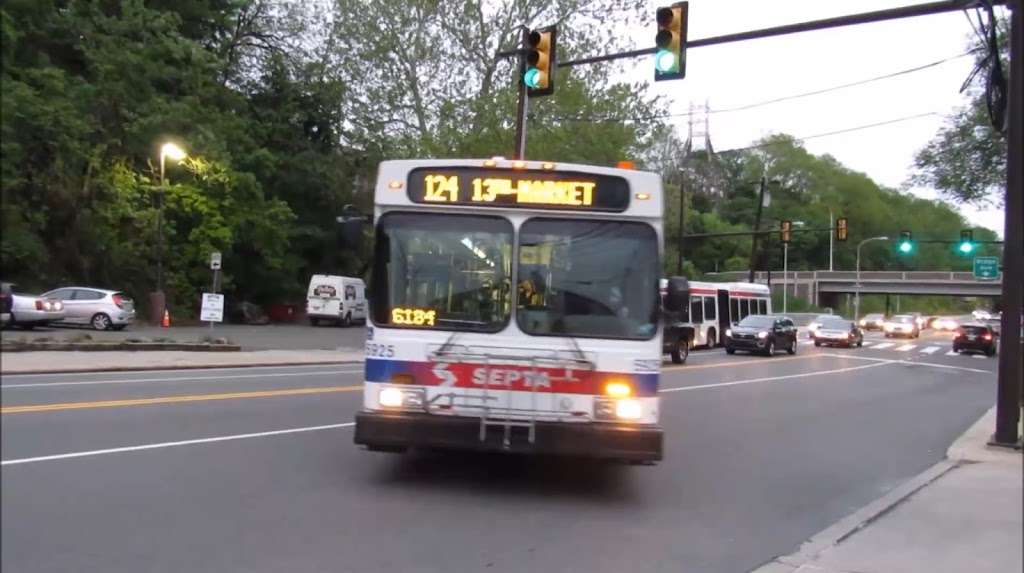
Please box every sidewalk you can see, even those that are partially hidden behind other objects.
[0,349,364,374]
[755,406,1022,573]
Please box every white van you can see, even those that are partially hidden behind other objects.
[306,275,366,326]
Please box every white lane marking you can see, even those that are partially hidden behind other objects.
[819,353,992,374]
[945,350,959,357]
[921,346,941,355]
[860,342,873,347]
[872,343,894,350]
[972,354,988,359]
[659,362,892,394]
[896,344,917,352]
[1,369,364,389]
[1,422,356,466]
[0,362,359,379]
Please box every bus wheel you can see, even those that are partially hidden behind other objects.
[706,329,717,349]
[670,339,689,364]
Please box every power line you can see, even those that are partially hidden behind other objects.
[547,52,971,124]
[715,111,941,154]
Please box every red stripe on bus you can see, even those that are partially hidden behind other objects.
[690,288,717,295]
[729,291,768,297]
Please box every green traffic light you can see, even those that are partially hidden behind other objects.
[524,67,541,89]
[898,241,913,254]
[958,242,975,254]
[655,49,677,73]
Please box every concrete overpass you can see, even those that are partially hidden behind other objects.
[704,270,1003,304]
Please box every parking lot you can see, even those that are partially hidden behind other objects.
[0,322,367,351]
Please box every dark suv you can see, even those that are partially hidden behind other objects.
[725,315,798,356]
[952,323,998,356]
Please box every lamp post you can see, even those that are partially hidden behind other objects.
[855,236,889,321]
[153,142,187,323]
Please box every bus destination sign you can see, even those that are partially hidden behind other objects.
[407,167,630,211]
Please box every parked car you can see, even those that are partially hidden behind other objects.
[8,286,66,329]
[725,315,798,356]
[41,287,135,330]
[883,314,920,338]
[806,314,838,339]
[813,317,863,348]
[953,322,998,357]
[0,282,12,328]
[858,313,886,331]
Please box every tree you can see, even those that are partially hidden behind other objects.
[909,14,1008,207]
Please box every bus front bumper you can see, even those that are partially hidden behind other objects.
[354,411,663,462]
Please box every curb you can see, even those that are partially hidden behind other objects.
[750,459,959,573]
[2,343,242,353]
[0,359,364,375]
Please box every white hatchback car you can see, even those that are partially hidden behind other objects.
[42,287,136,330]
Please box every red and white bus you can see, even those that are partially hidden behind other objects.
[661,279,772,348]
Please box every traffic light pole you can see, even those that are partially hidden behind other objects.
[993,0,1022,448]
[513,28,529,160]
[748,176,767,283]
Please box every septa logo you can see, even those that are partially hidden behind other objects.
[432,363,457,386]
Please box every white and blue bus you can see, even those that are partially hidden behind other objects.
[353,158,665,462]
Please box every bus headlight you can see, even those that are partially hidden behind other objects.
[615,399,643,420]
[378,386,425,410]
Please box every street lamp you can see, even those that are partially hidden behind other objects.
[855,236,889,321]
[153,142,187,323]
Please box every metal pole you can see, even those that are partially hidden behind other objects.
[677,178,686,274]
[856,241,862,321]
[829,208,835,271]
[748,176,767,283]
[993,0,1023,447]
[158,152,165,294]
[783,242,788,313]
[513,29,529,160]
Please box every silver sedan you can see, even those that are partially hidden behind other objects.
[42,287,136,330]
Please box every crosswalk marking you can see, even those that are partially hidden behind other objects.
[921,346,940,354]
[872,342,894,350]
[896,344,917,352]
[972,354,987,359]
[946,350,959,356]
[860,341,873,347]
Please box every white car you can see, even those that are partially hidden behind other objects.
[807,314,839,339]
[884,314,920,338]
[8,289,66,329]
[972,309,992,321]
[42,287,136,330]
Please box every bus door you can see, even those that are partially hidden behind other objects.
[716,289,730,342]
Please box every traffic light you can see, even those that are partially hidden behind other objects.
[524,26,557,97]
[780,220,792,243]
[898,230,914,254]
[654,2,688,81]
[836,217,849,242]
[958,229,975,254]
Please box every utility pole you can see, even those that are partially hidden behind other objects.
[993,0,1022,447]
[748,176,767,283]
[782,242,789,314]
[829,208,835,271]
[677,177,686,274]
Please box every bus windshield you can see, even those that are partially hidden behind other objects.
[371,213,512,332]
[516,218,659,340]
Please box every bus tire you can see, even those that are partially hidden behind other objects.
[706,329,717,349]
[670,339,689,364]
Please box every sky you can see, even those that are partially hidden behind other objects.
[616,0,1007,236]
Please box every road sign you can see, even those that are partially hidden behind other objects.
[200,293,224,322]
[210,251,222,270]
[973,256,1000,279]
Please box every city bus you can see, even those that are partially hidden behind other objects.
[353,158,666,463]
[660,279,772,350]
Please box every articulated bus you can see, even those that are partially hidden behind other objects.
[353,158,665,463]
[661,279,772,350]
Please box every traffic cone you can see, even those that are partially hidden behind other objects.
[161,309,171,328]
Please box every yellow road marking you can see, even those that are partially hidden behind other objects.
[1,385,363,414]
[662,353,822,371]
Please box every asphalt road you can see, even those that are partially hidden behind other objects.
[1,331,997,573]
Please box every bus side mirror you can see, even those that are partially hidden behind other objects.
[664,277,689,313]
[336,204,369,250]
